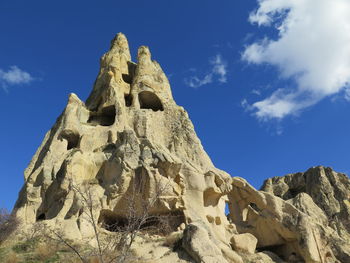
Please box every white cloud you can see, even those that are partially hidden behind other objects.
[241,98,254,112]
[243,0,350,120]
[345,87,350,102]
[0,66,34,91]
[185,74,213,89]
[185,54,227,88]
[251,89,261,96]
[241,98,249,109]
[211,54,227,83]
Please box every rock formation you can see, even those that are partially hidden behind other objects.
[12,34,350,263]
[261,166,350,262]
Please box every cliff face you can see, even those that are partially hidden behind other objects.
[262,166,350,262]
[13,34,350,263]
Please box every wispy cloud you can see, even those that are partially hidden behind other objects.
[185,74,213,89]
[243,0,350,120]
[0,66,34,91]
[211,54,227,83]
[185,54,227,88]
[345,87,350,102]
[251,89,261,96]
[241,98,253,112]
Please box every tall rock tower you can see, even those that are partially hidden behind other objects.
[14,33,235,261]
[13,34,350,263]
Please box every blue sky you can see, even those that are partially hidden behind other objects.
[1,0,350,210]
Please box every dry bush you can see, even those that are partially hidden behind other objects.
[23,221,45,240]
[88,255,101,263]
[48,175,175,263]
[63,255,86,263]
[43,227,86,263]
[0,209,20,245]
[98,176,178,263]
[35,242,57,261]
[5,251,19,263]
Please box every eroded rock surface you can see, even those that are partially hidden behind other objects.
[13,33,235,262]
[261,166,350,262]
[13,34,350,263]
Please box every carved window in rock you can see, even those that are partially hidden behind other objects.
[36,213,46,221]
[87,105,116,126]
[59,130,80,150]
[124,94,133,107]
[138,91,164,111]
[122,61,136,85]
[122,74,132,84]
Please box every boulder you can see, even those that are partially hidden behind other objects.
[182,222,229,263]
[230,233,257,254]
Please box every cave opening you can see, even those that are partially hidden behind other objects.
[98,210,185,235]
[124,94,133,107]
[122,74,132,84]
[256,244,290,260]
[59,130,80,150]
[36,213,46,221]
[66,133,79,150]
[288,188,305,199]
[249,203,261,212]
[87,105,116,126]
[121,61,136,85]
[138,91,164,111]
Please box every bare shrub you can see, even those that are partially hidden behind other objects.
[101,175,180,263]
[35,242,58,261]
[0,209,20,245]
[4,251,19,263]
[47,173,179,263]
[23,221,44,241]
[88,255,101,263]
[44,227,86,263]
[70,182,105,263]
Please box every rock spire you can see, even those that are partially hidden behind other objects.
[12,34,350,263]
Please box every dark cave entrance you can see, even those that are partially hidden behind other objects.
[59,130,80,150]
[87,105,116,126]
[138,91,164,111]
[256,244,300,261]
[36,213,46,221]
[122,61,136,85]
[124,94,133,107]
[122,74,132,84]
[98,210,185,235]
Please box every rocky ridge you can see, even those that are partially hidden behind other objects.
[12,34,350,263]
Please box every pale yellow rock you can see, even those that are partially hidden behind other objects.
[12,34,350,263]
[243,251,286,263]
[13,33,235,263]
[229,174,350,263]
[261,166,350,263]
[182,222,230,263]
[230,233,257,254]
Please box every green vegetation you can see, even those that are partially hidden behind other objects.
[0,238,80,263]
